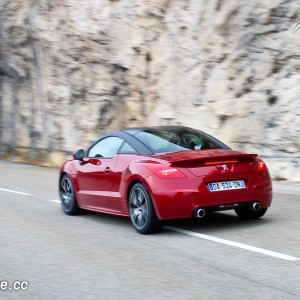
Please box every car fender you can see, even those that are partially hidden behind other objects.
[59,160,81,197]
[119,162,162,218]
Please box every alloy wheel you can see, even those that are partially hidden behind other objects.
[60,176,74,211]
[129,187,148,229]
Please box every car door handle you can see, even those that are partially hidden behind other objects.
[104,167,112,173]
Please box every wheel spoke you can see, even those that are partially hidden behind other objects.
[136,214,143,227]
[66,180,71,193]
[137,189,144,205]
[132,208,140,220]
[141,202,147,211]
[62,180,67,192]
[141,209,147,223]
[131,191,139,208]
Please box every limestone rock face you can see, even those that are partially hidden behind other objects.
[0,0,300,179]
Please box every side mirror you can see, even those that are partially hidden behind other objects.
[72,149,85,160]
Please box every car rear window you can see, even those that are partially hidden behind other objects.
[135,128,228,154]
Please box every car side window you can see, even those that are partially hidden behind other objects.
[88,137,124,158]
[118,142,138,154]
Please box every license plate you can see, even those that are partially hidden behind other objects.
[208,180,246,192]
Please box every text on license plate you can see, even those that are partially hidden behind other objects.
[208,180,246,192]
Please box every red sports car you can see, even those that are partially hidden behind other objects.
[59,126,272,234]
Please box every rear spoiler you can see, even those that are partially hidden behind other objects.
[171,153,258,167]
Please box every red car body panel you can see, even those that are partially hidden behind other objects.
[60,148,272,220]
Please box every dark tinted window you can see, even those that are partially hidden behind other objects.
[135,128,228,154]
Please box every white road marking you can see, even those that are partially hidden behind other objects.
[166,226,299,262]
[50,200,61,203]
[2,187,298,262]
[293,20,300,33]
[0,188,31,196]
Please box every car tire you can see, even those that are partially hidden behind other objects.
[59,174,81,215]
[234,207,267,219]
[129,183,163,234]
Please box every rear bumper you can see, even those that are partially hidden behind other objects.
[144,171,272,220]
[191,200,264,217]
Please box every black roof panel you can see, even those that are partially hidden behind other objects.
[122,125,190,136]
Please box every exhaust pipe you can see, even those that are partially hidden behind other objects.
[196,208,206,218]
[252,202,261,211]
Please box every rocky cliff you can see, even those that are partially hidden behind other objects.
[0,0,300,179]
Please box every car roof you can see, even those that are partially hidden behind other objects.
[87,126,229,156]
[92,126,194,156]
[122,125,191,135]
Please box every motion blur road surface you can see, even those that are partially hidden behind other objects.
[0,160,299,299]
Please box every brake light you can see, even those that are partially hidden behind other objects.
[256,158,267,171]
[205,159,238,166]
[145,164,186,179]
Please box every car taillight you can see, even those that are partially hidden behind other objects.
[145,164,186,179]
[256,158,267,171]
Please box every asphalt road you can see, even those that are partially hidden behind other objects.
[0,159,299,300]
